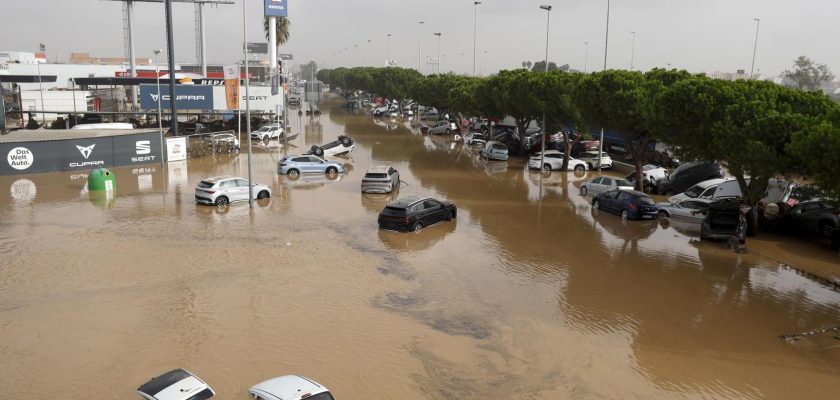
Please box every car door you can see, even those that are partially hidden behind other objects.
[424,200,444,224]
[600,177,615,193]
[235,179,251,201]
[306,156,324,173]
[589,177,604,193]
[612,191,631,213]
[673,200,697,220]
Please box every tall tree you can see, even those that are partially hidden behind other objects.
[783,56,834,91]
[263,17,291,46]
[487,69,543,154]
[539,70,584,169]
[656,77,836,234]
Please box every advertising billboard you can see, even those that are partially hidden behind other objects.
[264,0,288,17]
[139,84,214,110]
[1,131,163,176]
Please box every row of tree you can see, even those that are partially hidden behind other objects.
[317,66,840,230]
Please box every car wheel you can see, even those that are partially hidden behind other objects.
[445,128,451,134]
[658,210,669,219]
[326,166,338,174]
[621,210,630,220]
[257,190,270,199]
[543,163,552,172]
[819,221,834,237]
[593,200,600,209]
[574,164,585,172]
[412,222,423,232]
[580,186,588,196]
[287,168,300,176]
[215,196,229,206]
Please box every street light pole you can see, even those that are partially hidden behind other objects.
[600,0,611,173]
[418,21,424,73]
[473,1,481,76]
[540,5,551,174]
[630,31,636,70]
[584,41,589,73]
[153,49,163,140]
[750,18,761,79]
[387,34,392,66]
[434,32,442,74]
[242,0,253,208]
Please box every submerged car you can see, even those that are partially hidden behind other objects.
[580,151,613,170]
[423,120,458,135]
[655,198,713,222]
[463,132,487,147]
[251,124,284,141]
[249,375,335,400]
[592,189,658,220]
[479,140,509,161]
[307,135,355,157]
[195,176,272,206]
[667,178,726,204]
[654,160,723,195]
[137,369,214,400]
[774,200,839,237]
[528,150,587,172]
[378,196,457,232]
[700,199,747,244]
[278,155,345,176]
[361,165,401,194]
[579,176,634,196]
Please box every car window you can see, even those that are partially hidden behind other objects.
[602,178,613,186]
[424,200,441,209]
[309,157,324,163]
[592,177,603,184]
[684,185,704,198]
[235,179,249,187]
[411,204,424,213]
[291,157,308,162]
[636,196,655,205]
[700,187,717,198]
[616,192,632,201]
[197,181,215,189]
[220,180,236,188]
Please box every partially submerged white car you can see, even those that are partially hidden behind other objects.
[249,375,336,400]
[137,369,215,400]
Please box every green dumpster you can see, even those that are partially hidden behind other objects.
[88,168,116,192]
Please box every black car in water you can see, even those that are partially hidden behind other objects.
[700,199,747,244]
[775,200,839,237]
[378,196,457,232]
[654,160,723,195]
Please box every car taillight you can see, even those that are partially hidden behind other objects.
[205,190,215,194]
[628,202,637,211]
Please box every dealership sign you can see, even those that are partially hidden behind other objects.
[264,0,287,17]
[0,132,163,176]
[139,84,214,110]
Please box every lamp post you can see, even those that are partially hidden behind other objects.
[242,0,253,208]
[434,32,442,74]
[36,61,45,124]
[584,41,589,73]
[387,34,392,66]
[153,49,163,138]
[418,21,425,73]
[539,5,551,174]
[599,0,611,172]
[630,31,636,70]
[750,18,761,79]
[473,1,481,76]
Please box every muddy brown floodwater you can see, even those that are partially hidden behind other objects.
[1,95,840,400]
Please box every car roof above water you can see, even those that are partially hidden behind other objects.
[388,196,428,208]
[249,375,328,400]
[365,165,391,174]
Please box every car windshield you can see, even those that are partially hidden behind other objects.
[305,392,336,400]
[636,196,655,205]
[492,144,507,151]
[197,181,214,189]
[365,173,387,179]
[684,185,704,198]
[258,127,271,132]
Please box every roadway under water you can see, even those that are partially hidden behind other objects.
[1,96,839,399]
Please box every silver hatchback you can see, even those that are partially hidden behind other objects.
[361,166,400,193]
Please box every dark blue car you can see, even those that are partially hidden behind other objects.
[592,189,658,220]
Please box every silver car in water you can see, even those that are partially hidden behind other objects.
[361,166,400,193]
[277,155,345,176]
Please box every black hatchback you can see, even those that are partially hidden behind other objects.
[378,196,457,232]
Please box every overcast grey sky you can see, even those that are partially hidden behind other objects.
[1,0,838,78]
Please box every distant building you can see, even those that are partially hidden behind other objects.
[708,70,757,81]
[69,52,151,66]
[0,51,47,64]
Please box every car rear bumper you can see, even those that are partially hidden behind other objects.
[362,184,392,193]
[378,219,410,232]
[195,194,214,205]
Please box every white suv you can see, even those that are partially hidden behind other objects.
[195,176,272,206]
[581,151,613,169]
[250,124,284,141]
[528,150,588,172]
[249,375,335,400]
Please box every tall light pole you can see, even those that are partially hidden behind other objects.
[386,34,392,66]
[242,0,253,208]
[434,32,442,74]
[418,21,425,73]
[630,31,636,70]
[153,49,163,136]
[584,41,589,73]
[473,1,481,76]
[750,18,761,79]
[539,5,551,173]
[599,0,611,172]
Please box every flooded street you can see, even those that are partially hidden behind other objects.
[1,95,839,399]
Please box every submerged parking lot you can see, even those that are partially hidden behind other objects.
[1,96,839,399]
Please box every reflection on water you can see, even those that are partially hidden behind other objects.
[0,95,839,400]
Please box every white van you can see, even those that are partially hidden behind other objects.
[711,178,796,202]
[668,178,726,204]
